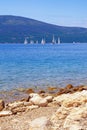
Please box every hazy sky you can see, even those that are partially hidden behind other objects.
[0,0,87,27]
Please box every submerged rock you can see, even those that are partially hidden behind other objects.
[38,90,46,94]
[26,88,35,94]
[65,84,74,89]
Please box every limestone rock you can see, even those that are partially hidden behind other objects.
[51,106,71,129]
[0,100,5,111]
[53,93,70,106]
[10,105,38,114]
[8,101,24,109]
[0,110,12,117]
[29,93,39,98]
[53,90,87,107]
[51,105,87,129]
[45,96,53,102]
[11,106,27,114]
[63,104,87,130]
[51,91,87,130]
[29,116,52,130]
[30,94,48,107]
[24,101,33,106]
[38,99,48,107]
[26,105,39,111]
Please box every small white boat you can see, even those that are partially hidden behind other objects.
[58,37,60,44]
[41,38,45,45]
[52,35,56,44]
[24,38,28,44]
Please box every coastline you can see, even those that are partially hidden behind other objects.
[0,84,86,103]
[0,84,87,129]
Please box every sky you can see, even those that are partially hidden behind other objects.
[0,0,87,28]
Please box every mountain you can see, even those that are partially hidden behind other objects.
[0,15,87,43]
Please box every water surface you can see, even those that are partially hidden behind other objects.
[0,43,87,90]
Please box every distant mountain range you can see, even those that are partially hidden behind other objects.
[0,15,87,43]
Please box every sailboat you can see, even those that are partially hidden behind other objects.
[58,37,60,44]
[52,35,56,44]
[24,37,28,44]
[30,40,34,44]
[41,38,45,45]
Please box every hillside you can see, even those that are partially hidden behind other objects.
[0,15,87,43]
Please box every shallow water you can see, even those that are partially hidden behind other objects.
[0,43,87,90]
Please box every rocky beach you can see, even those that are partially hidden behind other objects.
[0,84,87,130]
[0,1,87,130]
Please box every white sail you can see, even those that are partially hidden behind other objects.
[52,35,56,44]
[41,38,45,44]
[58,37,60,44]
[24,38,28,44]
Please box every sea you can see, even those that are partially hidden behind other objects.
[0,43,87,91]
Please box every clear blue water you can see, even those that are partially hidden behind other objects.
[0,43,87,90]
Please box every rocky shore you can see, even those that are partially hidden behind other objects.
[0,84,87,130]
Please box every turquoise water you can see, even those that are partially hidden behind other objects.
[0,43,87,90]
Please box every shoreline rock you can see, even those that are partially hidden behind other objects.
[0,100,5,111]
[29,116,52,130]
[0,85,87,129]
